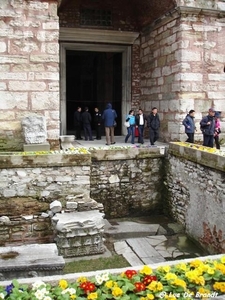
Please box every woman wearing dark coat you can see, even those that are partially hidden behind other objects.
[182,109,195,143]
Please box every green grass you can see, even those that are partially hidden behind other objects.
[63,255,130,274]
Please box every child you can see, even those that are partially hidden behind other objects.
[214,112,221,149]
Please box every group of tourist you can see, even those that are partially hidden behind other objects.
[74,106,103,142]
[124,107,160,146]
[74,105,221,149]
[182,108,221,149]
[74,105,160,146]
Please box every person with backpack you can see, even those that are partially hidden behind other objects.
[182,109,196,143]
[200,108,216,148]
[102,103,117,145]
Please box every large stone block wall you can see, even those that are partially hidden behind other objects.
[167,143,225,254]
[140,7,225,142]
[90,148,165,218]
[0,153,91,200]
[0,0,60,151]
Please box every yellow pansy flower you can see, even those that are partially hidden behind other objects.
[172,278,186,289]
[105,280,113,289]
[87,292,98,300]
[147,281,163,292]
[59,279,68,289]
[221,256,225,264]
[140,265,153,275]
[112,287,123,297]
[77,277,87,283]
[165,273,177,281]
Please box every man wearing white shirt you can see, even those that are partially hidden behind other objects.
[135,108,147,144]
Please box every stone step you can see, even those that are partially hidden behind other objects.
[0,244,65,280]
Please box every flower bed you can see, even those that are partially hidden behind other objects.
[0,256,225,299]
[0,147,89,156]
[174,142,225,156]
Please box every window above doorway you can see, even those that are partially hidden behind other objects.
[80,8,112,27]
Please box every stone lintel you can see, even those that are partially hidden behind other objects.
[59,28,139,44]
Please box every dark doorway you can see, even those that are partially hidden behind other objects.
[66,50,122,135]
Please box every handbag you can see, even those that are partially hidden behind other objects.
[113,120,117,127]
[135,127,139,137]
[124,121,130,127]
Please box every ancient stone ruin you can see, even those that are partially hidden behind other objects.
[21,115,50,151]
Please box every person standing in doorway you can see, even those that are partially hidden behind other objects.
[94,107,102,140]
[200,108,215,148]
[102,103,117,145]
[182,109,196,143]
[81,107,93,141]
[147,107,160,146]
[74,106,83,140]
[135,108,146,144]
[214,112,221,149]
[125,110,136,144]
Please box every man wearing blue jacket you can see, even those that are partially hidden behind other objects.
[182,109,196,143]
[102,103,117,145]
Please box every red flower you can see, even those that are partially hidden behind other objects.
[142,275,157,286]
[80,281,96,293]
[124,270,138,279]
[134,282,146,292]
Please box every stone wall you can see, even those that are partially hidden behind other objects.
[140,6,225,142]
[0,0,60,151]
[90,148,165,218]
[0,148,166,246]
[0,152,91,200]
[167,142,225,254]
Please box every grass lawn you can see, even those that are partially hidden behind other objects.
[63,255,130,274]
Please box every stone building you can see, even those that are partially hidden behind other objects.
[0,0,225,150]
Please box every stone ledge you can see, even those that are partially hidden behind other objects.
[0,254,223,287]
[0,152,91,168]
[90,147,164,161]
[168,142,225,172]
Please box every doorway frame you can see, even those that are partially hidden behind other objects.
[59,29,139,135]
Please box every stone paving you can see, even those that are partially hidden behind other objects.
[61,135,168,152]
[104,218,206,267]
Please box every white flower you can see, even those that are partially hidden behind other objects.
[34,288,49,300]
[95,274,103,285]
[95,272,109,285]
[0,293,5,299]
[61,288,76,296]
[34,289,45,300]
[43,297,52,300]
[67,288,76,295]
[32,281,46,290]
